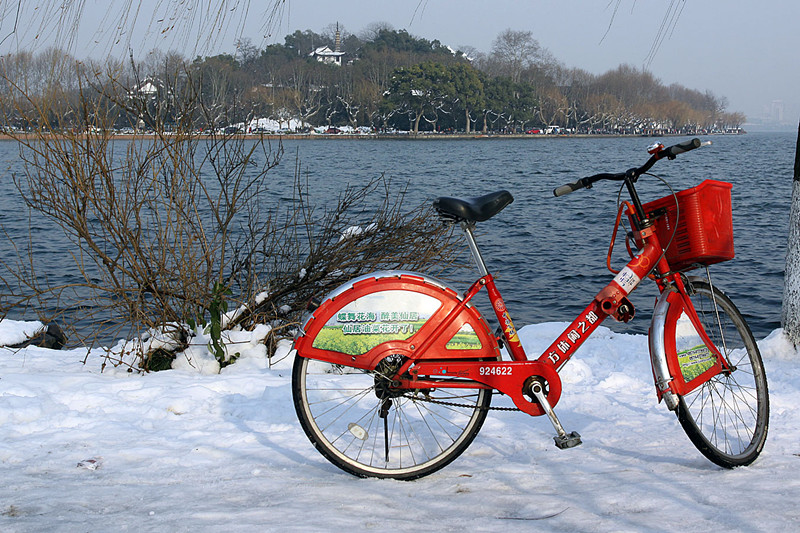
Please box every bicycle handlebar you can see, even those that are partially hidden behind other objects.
[553,180,587,197]
[662,137,703,158]
[553,174,621,197]
[553,138,707,197]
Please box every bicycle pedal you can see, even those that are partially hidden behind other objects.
[554,431,582,449]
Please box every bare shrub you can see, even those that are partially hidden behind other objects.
[0,55,461,371]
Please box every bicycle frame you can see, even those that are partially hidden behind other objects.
[295,181,733,450]
[392,216,729,417]
[295,215,729,427]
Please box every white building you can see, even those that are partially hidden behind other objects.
[309,45,345,66]
[309,25,345,66]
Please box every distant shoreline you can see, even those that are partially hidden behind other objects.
[1,131,727,142]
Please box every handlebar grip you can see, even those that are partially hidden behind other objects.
[663,138,701,158]
[553,179,587,197]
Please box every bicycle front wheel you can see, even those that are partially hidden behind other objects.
[676,280,769,467]
[292,355,492,480]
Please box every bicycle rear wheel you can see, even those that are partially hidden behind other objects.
[292,355,492,480]
[676,280,769,467]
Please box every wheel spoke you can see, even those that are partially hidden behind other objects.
[293,356,492,479]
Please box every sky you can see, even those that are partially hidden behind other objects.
[1,0,797,126]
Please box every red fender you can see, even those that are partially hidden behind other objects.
[661,289,725,396]
[294,271,501,370]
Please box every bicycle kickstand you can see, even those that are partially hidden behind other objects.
[529,381,583,449]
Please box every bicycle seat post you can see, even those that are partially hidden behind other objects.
[460,221,490,277]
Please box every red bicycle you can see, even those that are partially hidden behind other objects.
[291,138,769,479]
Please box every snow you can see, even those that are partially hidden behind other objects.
[2,319,799,531]
[246,116,308,133]
[338,225,364,242]
[338,223,378,242]
[0,319,44,346]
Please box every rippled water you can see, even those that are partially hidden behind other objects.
[0,133,793,340]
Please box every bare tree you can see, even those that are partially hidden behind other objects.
[358,21,395,42]
[783,123,800,346]
[488,29,544,84]
[234,37,261,65]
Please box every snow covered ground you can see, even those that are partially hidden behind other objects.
[1,319,799,532]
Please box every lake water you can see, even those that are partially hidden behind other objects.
[0,132,794,341]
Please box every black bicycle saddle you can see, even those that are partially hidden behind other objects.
[433,190,514,222]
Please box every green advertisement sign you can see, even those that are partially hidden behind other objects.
[312,290,481,355]
[674,312,717,382]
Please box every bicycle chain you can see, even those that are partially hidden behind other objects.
[372,359,521,412]
[401,391,521,412]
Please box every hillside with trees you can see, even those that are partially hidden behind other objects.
[0,25,746,135]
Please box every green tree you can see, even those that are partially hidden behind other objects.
[284,29,330,57]
[383,62,454,133]
[366,29,451,58]
[508,81,538,132]
[480,75,513,132]
[448,63,484,133]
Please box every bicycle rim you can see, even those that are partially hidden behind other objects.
[676,281,769,467]
[292,356,491,480]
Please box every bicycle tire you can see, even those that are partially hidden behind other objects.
[675,280,769,467]
[292,355,492,480]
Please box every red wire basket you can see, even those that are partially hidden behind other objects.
[633,179,734,271]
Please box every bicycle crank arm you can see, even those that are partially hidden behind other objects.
[529,380,582,449]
